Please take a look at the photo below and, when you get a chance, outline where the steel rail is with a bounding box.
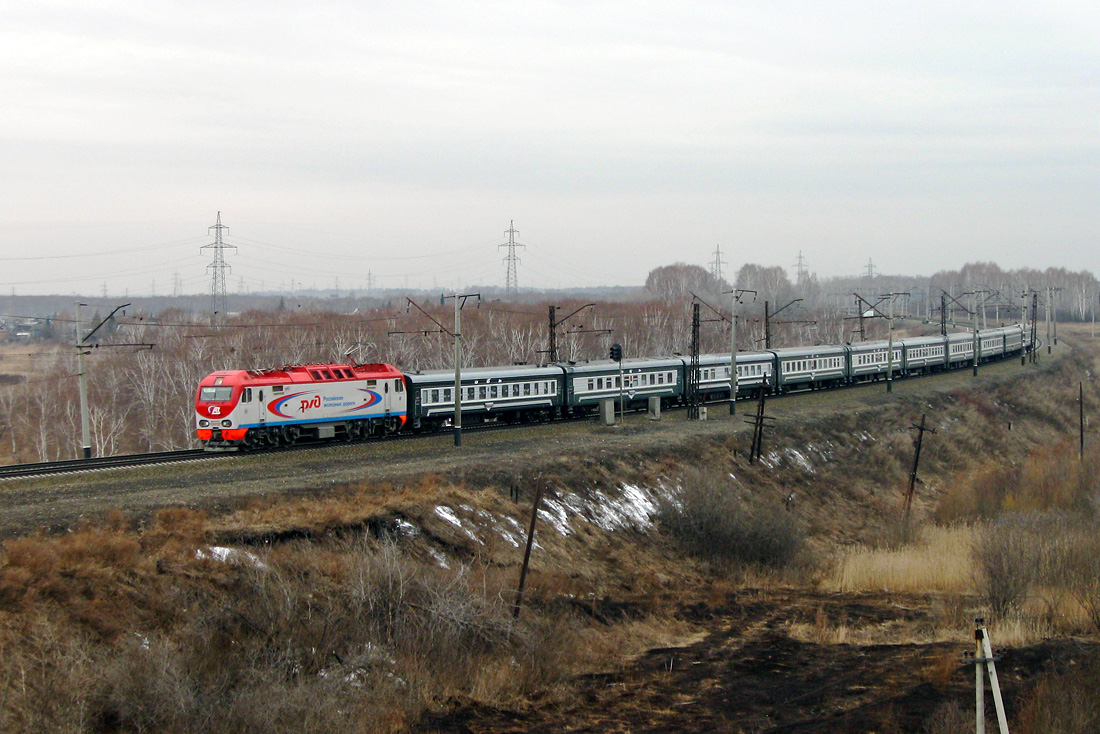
[0,449,211,480]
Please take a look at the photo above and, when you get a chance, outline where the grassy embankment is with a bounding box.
[1,329,1099,732]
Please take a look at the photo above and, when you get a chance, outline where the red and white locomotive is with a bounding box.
[195,362,407,450]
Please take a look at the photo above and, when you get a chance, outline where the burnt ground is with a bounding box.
[426,589,1096,734]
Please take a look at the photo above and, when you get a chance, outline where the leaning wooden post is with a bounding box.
[513,475,545,620]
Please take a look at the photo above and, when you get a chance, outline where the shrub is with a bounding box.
[974,514,1042,617]
[1015,657,1100,734]
[656,468,804,569]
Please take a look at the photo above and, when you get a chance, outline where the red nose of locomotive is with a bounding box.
[195,378,241,441]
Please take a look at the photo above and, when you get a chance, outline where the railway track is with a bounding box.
[0,412,571,481]
[0,449,213,480]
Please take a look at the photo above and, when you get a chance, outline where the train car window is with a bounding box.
[479,386,486,400]
[396,381,403,392]
[443,388,451,402]
[533,383,540,395]
[384,383,389,393]
[524,383,531,396]
[490,386,498,399]
[431,389,439,404]
[258,390,264,401]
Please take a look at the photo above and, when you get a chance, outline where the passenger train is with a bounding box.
[195,324,1030,450]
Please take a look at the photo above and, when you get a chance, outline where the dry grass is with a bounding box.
[935,440,1100,523]
[826,524,976,595]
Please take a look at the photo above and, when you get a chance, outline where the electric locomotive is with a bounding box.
[195,362,406,450]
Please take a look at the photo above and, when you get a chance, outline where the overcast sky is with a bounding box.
[1,1,1097,297]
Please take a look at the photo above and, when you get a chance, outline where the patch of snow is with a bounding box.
[393,519,419,537]
[537,498,573,536]
[433,505,483,544]
[785,448,815,473]
[428,547,450,569]
[196,546,267,569]
[585,484,660,531]
[434,505,463,528]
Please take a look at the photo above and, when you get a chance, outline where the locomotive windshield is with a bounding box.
[200,386,233,402]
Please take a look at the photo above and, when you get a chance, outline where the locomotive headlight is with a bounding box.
[199,420,210,427]
[221,420,232,427]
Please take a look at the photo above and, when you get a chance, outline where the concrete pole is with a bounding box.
[973,292,980,377]
[453,293,462,447]
[1047,287,1052,354]
[975,622,985,734]
[75,302,91,459]
[1052,289,1059,345]
[729,291,737,415]
[886,295,894,393]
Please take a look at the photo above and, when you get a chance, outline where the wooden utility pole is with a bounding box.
[904,414,935,528]
[513,476,545,620]
[1080,382,1085,461]
[745,374,773,463]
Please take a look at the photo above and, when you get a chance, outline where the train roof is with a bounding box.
[770,344,849,357]
[200,362,403,385]
[403,363,565,384]
[562,356,684,375]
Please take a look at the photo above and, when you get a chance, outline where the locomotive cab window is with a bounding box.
[201,386,233,401]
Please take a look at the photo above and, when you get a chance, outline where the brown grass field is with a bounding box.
[2,325,1100,732]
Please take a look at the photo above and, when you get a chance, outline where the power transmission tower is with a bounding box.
[865,258,876,282]
[795,251,807,286]
[201,212,236,322]
[499,220,525,295]
[709,245,727,282]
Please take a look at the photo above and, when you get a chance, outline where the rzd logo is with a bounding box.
[210,406,221,415]
[299,395,321,413]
